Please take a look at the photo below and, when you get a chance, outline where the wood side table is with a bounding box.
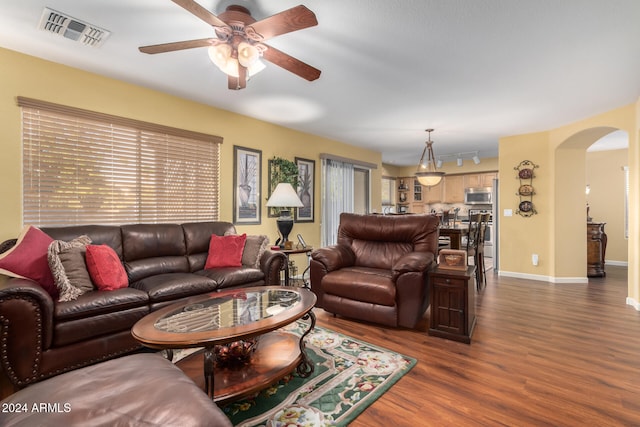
[428,266,476,344]
[280,247,313,286]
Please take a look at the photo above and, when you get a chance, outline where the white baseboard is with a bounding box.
[498,270,588,284]
[627,297,640,311]
[606,260,629,267]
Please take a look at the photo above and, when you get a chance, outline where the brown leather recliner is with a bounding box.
[310,213,440,328]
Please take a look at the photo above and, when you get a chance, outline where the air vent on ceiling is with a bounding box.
[38,7,110,47]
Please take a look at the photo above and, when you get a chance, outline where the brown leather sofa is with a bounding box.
[0,221,285,397]
[310,213,439,328]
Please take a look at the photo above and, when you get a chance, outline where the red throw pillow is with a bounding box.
[0,225,58,299]
[85,245,129,291]
[205,234,247,268]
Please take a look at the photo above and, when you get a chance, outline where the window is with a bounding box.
[19,97,222,227]
[319,153,377,246]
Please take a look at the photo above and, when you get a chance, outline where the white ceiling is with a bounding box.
[0,0,637,165]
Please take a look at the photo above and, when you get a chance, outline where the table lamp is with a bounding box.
[266,183,304,248]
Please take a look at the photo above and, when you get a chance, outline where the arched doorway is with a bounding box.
[553,127,627,279]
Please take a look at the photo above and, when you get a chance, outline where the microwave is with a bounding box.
[464,187,492,205]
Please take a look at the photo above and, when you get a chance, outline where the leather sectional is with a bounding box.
[0,221,285,397]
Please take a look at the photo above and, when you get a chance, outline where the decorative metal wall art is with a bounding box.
[514,160,538,217]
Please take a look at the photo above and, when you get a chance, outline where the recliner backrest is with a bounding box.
[337,213,439,270]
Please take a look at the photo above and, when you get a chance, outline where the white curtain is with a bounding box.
[321,158,354,246]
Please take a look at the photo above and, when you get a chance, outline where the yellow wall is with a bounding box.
[498,103,639,306]
[0,47,382,248]
[498,132,554,278]
[586,149,628,263]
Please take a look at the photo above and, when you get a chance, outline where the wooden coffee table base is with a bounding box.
[177,331,310,404]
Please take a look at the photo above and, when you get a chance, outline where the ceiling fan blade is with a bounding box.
[171,0,230,29]
[262,45,321,81]
[139,38,216,54]
[245,5,318,41]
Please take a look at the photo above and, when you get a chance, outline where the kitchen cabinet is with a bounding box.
[464,172,497,188]
[397,178,410,209]
[422,180,443,203]
[443,175,465,203]
[397,177,425,213]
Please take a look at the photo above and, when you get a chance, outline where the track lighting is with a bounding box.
[436,151,482,166]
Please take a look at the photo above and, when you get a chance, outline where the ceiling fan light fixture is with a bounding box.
[247,59,266,76]
[415,129,445,187]
[237,42,260,67]
[208,44,231,69]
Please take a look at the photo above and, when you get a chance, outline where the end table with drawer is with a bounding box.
[428,265,476,344]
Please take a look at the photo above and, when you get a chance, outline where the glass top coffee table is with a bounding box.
[131,286,316,403]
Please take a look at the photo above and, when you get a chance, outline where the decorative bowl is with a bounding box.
[214,338,258,367]
[444,254,463,266]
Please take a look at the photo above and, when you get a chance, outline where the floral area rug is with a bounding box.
[215,319,417,427]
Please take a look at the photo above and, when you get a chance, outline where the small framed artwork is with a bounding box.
[233,146,262,224]
[295,157,315,222]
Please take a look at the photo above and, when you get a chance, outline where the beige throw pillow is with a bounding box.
[242,235,269,269]
[48,235,94,302]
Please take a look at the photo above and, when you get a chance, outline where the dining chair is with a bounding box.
[474,213,491,290]
[464,213,483,287]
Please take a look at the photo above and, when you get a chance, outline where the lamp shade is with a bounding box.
[208,44,231,69]
[237,42,259,67]
[266,183,304,208]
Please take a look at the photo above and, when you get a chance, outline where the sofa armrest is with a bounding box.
[310,245,356,272]
[0,275,55,387]
[392,251,436,281]
[259,249,287,285]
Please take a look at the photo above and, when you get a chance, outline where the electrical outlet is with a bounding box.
[532,254,539,266]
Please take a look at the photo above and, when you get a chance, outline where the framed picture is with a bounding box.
[233,146,261,224]
[295,157,315,222]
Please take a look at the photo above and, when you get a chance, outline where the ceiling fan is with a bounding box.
[139,0,321,90]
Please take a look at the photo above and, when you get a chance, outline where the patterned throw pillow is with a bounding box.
[242,235,269,268]
[48,235,94,302]
[0,225,57,299]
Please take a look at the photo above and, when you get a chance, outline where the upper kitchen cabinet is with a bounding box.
[464,172,497,189]
[423,180,443,203]
[444,175,465,203]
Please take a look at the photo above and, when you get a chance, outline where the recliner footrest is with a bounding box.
[0,353,231,426]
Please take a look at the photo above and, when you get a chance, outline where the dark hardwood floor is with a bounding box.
[313,266,640,426]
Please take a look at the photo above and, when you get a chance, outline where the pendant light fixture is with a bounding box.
[415,129,445,187]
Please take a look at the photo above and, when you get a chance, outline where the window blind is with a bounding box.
[18,97,221,227]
